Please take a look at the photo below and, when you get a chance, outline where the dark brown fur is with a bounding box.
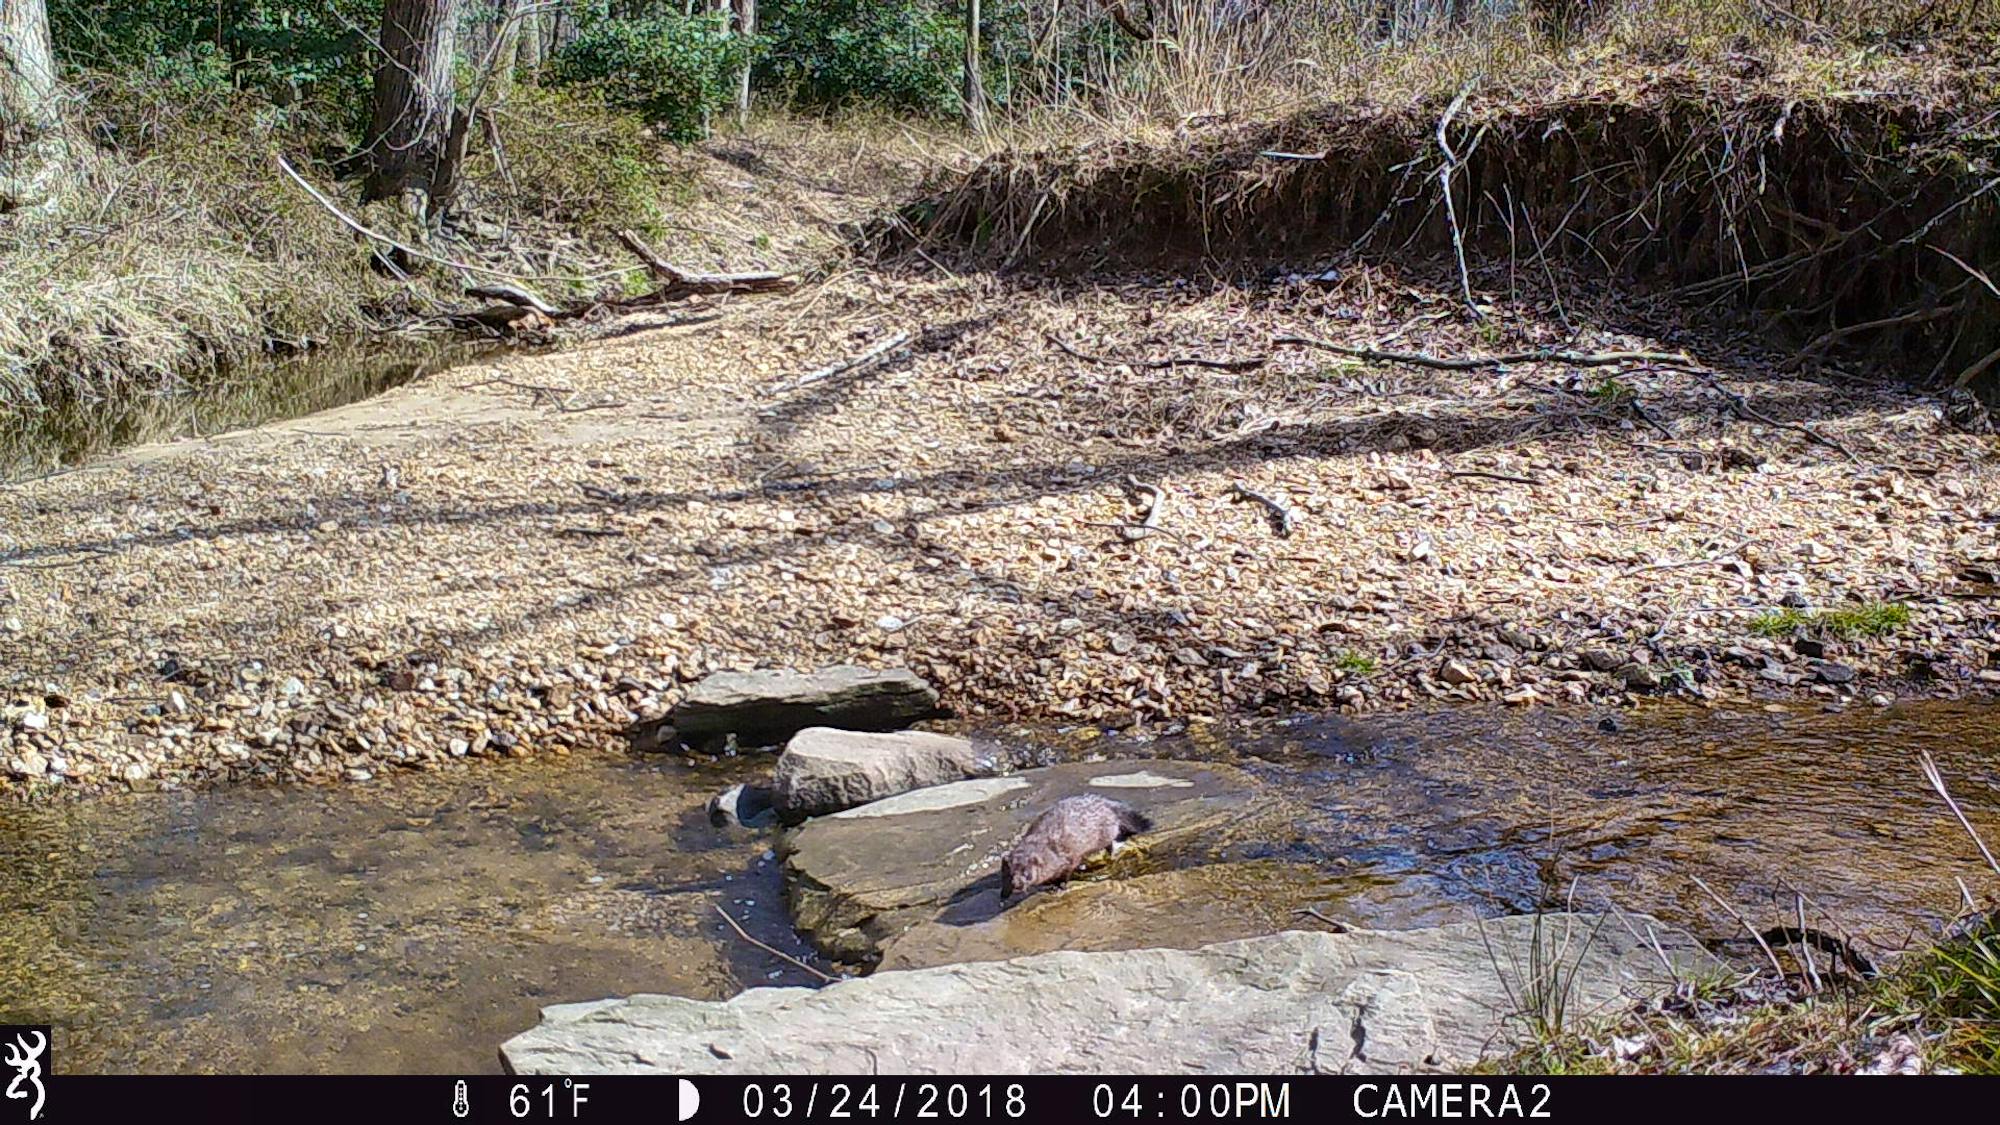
[999,794,1153,899]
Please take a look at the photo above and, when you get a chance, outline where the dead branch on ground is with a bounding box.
[1699,374,1859,462]
[1229,481,1298,536]
[1274,334,1693,372]
[771,332,914,396]
[615,229,797,300]
[1047,332,1268,372]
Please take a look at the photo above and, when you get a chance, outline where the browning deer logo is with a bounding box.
[2,1029,46,1122]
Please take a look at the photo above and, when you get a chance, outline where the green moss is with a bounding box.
[1749,601,1912,640]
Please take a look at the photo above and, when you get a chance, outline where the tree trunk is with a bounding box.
[0,0,64,212]
[515,4,543,78]
[963,0,987,134]
[363,0,464,209]
[733,0,755,128]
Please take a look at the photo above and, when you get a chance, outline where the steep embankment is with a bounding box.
[902,57,2000,390]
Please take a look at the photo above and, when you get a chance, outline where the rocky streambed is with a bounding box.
[10,695,1995,1073]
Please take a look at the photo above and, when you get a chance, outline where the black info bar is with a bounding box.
[30,1075,1980,1124]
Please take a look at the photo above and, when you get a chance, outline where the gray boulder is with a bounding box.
[773,728,994,824]
[500,913,1718,1075]
[640,666,939,749]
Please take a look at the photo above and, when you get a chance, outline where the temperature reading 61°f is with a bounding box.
[511,1079,593,1118]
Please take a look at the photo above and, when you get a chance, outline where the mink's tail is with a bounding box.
[1112,801,1154,837]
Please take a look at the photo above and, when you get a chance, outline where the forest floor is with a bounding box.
[2,122,1999,797]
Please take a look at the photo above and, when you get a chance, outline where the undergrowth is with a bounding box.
[0,76,682,412]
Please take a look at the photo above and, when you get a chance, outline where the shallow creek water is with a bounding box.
[2,701,1996,1073]
[0,343,489,483]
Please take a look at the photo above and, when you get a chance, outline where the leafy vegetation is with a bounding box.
[1750,602,1914,640]
[756,0,967,115]
[550,11,749,142]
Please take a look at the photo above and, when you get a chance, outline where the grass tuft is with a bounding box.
[1332,650,1379,676]
[1749,601,1913,640]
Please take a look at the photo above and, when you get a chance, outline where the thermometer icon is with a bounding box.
[453,1079,470,1118]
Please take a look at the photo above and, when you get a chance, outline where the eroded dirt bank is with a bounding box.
[2,258,1996,794]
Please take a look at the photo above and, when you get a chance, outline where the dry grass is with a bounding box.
[0,81,388,410]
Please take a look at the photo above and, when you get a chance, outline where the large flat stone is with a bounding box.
[773,728,996,824]
[643,666,940,748]
[875,861,1338,971]
[500,913,1720,1075]
[781,759,1288,963]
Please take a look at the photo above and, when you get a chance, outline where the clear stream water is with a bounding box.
[2,701,1995,1074]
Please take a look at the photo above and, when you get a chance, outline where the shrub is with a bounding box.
[475,85,680,230]
[757,0,965,116]
[550,13,748,143]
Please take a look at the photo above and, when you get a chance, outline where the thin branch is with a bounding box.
[1229,481,1298,536]
[1690,875,1789,981]
[1448,469,1542,486]
[1919,750,2000,880]
[1275,334,1692,372]
[1436,81,1479,317]
[771,332,913,395]
[1047,333,1267,372]
[1700,374,1859,462]
[713,905,837,983]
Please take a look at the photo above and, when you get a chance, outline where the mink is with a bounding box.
[999,794,1153,899]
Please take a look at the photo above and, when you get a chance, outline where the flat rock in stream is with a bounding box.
[636,665,940,749]
[500,913,1718,1075]
[773,728,996,824]
[781,759,1288,962]
[876,860,1337,971]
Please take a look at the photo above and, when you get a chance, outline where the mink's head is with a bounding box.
[1000,852,1045,899]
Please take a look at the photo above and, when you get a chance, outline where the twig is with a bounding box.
[1448,469,1542,486]
[555,527,624,539]
[1436,81,1479,318]
[1700,374,1859,462]
[1121,475,1166,542]
[1229,481,1298,537]
[1291,907,1349,932]
[1951,343,2000,390]
[1690,875,1789,981]
[772,332,914,395]
[1932,246,2000,303]
[1275,334,1693,371]
[713,905,836,984]
[1259,150,1327,161]
[1919,750,2000,880]
[1046,333,1268,372]
[1794,896,1821,993]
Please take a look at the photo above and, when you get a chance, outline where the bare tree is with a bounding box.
[363,0,465,209]
[734,0,756,128]
[0,0,64,211]
[964,0,988,134]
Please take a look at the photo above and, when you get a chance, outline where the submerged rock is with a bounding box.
[773,728,995,824]
[707,783,777,829]
[780,759,1286,963]
[637,666,939,749]
[499,913,1718,1075]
